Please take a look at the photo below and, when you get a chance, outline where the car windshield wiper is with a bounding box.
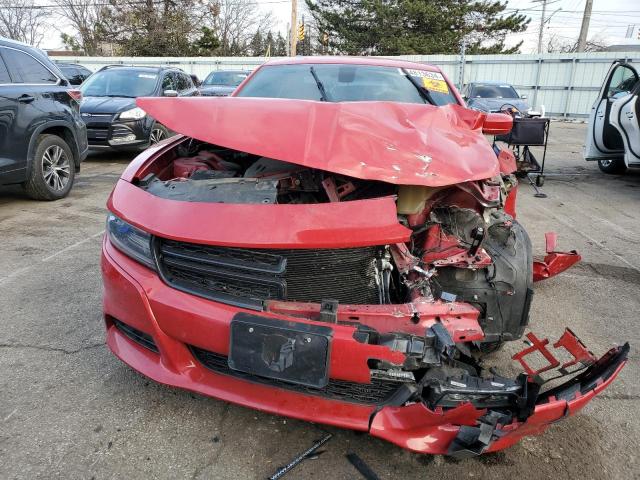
[309,66,330,102]
[402,71,436,106]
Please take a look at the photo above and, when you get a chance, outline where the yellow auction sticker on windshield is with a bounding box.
[422,76,449,94]
[403,69,450,94]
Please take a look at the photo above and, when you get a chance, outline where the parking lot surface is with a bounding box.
[1,122,639,479]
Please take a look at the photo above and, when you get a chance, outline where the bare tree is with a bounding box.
[546,34,607,53]
[53,0,106,55]
[0,0,48,46]
[208,0,274,56]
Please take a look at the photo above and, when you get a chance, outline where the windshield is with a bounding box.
[236,64,458,106]
[470,84,519,99]
[203,71,248,86]
[80,69,159,97]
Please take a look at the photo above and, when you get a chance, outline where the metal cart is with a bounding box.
[494,116,550,197]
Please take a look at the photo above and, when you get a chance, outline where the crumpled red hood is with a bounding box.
[136,97,499,187]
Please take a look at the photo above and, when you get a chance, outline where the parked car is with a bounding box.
[55,62,92,85]
[189,73,200,87]
[463,81,530,114]
[198,70,249,96]
[584,60,640,173]
[0,37,88,200]
[79,65,198,150]
[102,57,626,457]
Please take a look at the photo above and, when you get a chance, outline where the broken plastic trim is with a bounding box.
[445,342,629,458]
[533,232,581,282]
[363,328,628,457]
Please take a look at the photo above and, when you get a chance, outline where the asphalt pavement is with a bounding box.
[1,122,638,479]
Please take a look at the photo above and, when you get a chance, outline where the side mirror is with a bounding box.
[482,112,513,135]
[521,94,528,100]
[163,89,178,97]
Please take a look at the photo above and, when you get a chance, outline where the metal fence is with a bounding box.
[51,52,639,118]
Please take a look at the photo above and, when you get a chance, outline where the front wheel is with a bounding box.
[23,134,75,201]
[149,123,171,145]
[598,158,627,174]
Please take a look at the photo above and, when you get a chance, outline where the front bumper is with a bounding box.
[102,236,628,455]
[85,117,150,150]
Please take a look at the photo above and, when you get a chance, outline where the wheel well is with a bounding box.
[37,126,80,171]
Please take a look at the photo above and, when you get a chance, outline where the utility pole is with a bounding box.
[290,0,298,56]
[536,0,548,54]
[458,39,466,91]
[577,0,594,52]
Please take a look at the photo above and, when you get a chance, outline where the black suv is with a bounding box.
[79,65,198,151]
[0,38,88,200]
[55,62,92,86]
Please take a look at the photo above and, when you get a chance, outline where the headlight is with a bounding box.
[106,213,155,269]
[118,107,146,120]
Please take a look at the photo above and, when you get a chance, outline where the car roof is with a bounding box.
[263,56,442,73]
[0,36,34,50]
[56,62,88,68]
[0,36,49,60]
[97,65,184,73]
[0,36,66,78]
[206,70,251,74]
[467,81,515,86]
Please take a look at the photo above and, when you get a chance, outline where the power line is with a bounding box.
[0,0,291,9]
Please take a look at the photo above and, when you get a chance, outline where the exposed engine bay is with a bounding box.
[137,139,530,345]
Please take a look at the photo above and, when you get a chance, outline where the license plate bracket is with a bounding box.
[228,313,333,388]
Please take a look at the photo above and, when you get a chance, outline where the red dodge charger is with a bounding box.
[102,57,628,457]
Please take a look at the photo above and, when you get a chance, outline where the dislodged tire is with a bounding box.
[149,123,171,145]
[23,134,75,201]
[598,158,627,174]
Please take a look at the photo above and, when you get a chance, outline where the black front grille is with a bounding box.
[87,127,109,141]
[190,346,400,405]
[113,318,159,353]
[156,238,381,309]
[111,124,134,139]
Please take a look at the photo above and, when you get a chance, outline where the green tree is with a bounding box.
[264,31,275,56]
[98,0,204,56]
[249,30,264,56]
[274,32,287,56]
[305,0,529,55]
[192,26,221,55]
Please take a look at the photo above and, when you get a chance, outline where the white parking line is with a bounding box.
[0,230,104,285]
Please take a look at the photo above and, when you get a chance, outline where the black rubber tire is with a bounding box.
[23,134,75,201]
[598,158,627,174]
[535,175,545,187]
[149,123,171,145]
[477,340,504,355]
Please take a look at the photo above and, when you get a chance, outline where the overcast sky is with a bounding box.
[42,0,638,54]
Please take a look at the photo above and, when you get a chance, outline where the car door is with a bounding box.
[611,80,640,166]
[161,72,178,96]
[0,46,60,182]
[0,51,18,180]
[585,62,639,160]
[176,72,197,96]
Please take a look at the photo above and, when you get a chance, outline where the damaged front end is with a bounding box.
[104,97,627,456]
[368,327,628,456]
